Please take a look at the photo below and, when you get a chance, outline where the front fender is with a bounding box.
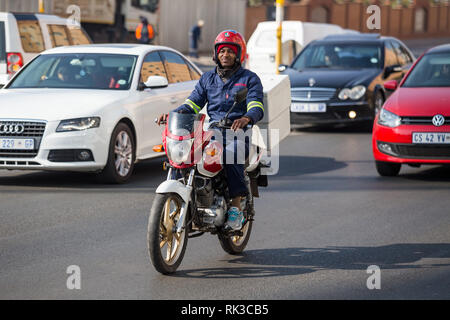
[156,180,191,204]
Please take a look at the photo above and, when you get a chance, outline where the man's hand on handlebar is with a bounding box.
[157,113,168,126]
[231,116,251,131]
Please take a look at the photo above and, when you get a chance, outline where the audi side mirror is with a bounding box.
[139,76,168,91]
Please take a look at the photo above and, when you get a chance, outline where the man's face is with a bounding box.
[218,46,236,69]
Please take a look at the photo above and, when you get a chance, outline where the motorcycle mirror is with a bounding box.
[234,88,248,104]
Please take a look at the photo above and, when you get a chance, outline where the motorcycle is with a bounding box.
[147,88,268,274]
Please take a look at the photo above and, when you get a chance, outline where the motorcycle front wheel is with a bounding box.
[147,193,188,274]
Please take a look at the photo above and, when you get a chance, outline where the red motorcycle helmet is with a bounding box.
[213,30,247,65]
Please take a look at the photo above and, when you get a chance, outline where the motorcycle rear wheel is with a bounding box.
[218,219,253,255]
[147,193,188,274]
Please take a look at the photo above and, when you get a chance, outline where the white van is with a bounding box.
[0,12,91,88]
[246,21,358,75]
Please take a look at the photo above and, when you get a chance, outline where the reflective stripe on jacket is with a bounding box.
[174,66,264,125]
[135,23,154,41]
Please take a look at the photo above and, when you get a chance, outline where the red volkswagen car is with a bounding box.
[372,44,450,176]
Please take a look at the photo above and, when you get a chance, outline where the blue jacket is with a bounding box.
[174,66,264,125]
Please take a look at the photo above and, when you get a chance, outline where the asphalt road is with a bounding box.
[1,125,449,300]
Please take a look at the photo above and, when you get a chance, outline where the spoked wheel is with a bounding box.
[99,123,135,183]
[218,192,254,255]
[218,219,253,255]
[374,91,385,118]
[147,193,188,274]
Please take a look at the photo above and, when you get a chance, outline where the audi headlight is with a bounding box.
[378,108,401,128]
[56,117,101,132]
[166,138,194,164]
[338,85,366,100]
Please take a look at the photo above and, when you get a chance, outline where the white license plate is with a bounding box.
[291,102,326,113]
[412,132,450,144]
[0,138,35,150]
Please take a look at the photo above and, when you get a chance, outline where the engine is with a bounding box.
[195,176,226,228]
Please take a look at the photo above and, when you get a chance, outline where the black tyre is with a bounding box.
[99,122,135,183]
[147,193,188,274]
[376,161,401,177]
[218,219,253,255]
[373,91,385,118]
[218,190,254,255]
[366,91,385,131]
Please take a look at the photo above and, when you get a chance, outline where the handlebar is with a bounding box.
[154,117,167,125]
[210,122,252,130]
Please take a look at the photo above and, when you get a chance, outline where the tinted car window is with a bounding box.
[292,43,382,70]
[402,53,450,88]
[140,51,167,82]
[48,24,71,47]
[384,41,398,67]
[391,40,410,66]
[399,44,413,64]
[0,21,5,63]
[67,27,91,45]
[8,53,137,90]
[187,61,201,80]
[160,51,192,83]
[17,20,45,53]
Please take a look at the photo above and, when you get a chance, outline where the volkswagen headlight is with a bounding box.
[378,108,401,128]
[166,138,194,164]
[338,85,366,100]
[56,117,101,132]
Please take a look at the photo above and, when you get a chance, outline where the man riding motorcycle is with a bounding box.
[158,30,264,231]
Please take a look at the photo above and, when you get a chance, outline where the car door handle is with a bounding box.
[170,97,178,104]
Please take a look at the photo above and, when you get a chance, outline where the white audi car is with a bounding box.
[0,44,202,183]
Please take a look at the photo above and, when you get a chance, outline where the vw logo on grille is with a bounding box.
[0,123,25,134]
[432,114,445,127]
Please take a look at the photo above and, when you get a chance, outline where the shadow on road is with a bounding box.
[172,243,450,279]
[291,122,372,134]
[0,157,167,189]
[275,155,348,177]
[401,165,450,182]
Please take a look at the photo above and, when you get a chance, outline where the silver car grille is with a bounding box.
[291,88,336,102]
[0,120,46,158]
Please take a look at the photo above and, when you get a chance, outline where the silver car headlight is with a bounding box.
[166,137,194,164]
[378,108,401,128]
[56,117,101,132]
[338,85,366,100]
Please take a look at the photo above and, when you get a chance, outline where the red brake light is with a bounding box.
[7,52,24,75]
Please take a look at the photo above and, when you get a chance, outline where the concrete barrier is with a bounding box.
[258,74,291,153]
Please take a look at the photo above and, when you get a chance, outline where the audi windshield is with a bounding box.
[7,53,137,90]
[402,53,450,88]
[292,43,382,70]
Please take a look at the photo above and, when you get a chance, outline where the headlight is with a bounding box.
[56,117,101,132]
[338,88,351,100]
[166,138,194,164]
[338,85,366,100]
[378,108,401,128]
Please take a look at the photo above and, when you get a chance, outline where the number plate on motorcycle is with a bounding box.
[0,138,35,150]
[412,132,450,144]
[290,102,326,113]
